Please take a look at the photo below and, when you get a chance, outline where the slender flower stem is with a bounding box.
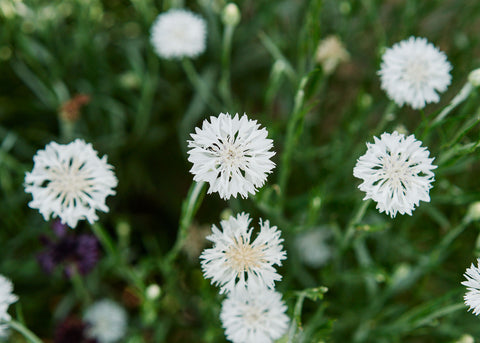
[91,222,116,259]
[431,82,473,127]
[181,58,223,112]
[341,199,372,252]
[219,24,236,109]
[9,319,43,343]
[278,76,308,205]
[70,267,91,305]
[165,181,206,265]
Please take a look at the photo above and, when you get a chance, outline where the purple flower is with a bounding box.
[37,221,100,278]
[54,316,97,343]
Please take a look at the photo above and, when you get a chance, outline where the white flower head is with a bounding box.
[24,139,118,228]
[315,35,350,75]
[187,113,275,200]
[0,275,18,337]
[295,227,332,268]
[220,283,289,343]
[150,9,207,59]
[462,259,480,316]
[379,36,452,109]
[200,212,286,294]
[353,131,437,218]
[84,299,127,343]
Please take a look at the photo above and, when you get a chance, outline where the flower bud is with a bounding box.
[468,68,480,87]
[222,3,240,27]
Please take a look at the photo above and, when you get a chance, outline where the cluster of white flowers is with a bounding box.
[24,139,118,228]
[200,213,289,343]
[0,275,18,338]
[84,299,128,343]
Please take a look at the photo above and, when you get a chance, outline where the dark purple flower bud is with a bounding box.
[37,225,100,278]
[54,316,97,343]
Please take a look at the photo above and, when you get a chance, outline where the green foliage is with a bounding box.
[1,0,480,342]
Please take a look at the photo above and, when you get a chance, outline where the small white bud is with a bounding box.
[467,202,480,221]
[222,3,241,26]
[468,68,480,87]
[146,284,161,300]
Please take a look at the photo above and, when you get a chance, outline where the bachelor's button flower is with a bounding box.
[353,131,437,218]
[150,9,207,59]
[37,220,100,277]
[220,282,289,343]
[84,300,127,343]
[379,36,452,109]
[24,139,118,228]
[462,258,480,316]
[188,113,276,200]
[0,275,18,338]
[200,212,286,294]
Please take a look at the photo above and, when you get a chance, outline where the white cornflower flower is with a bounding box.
[84,299,127,343]
[220,283,289,343]
[295,227,332,268]
[187,113,275,200]
[200,212,286,294]
[150,9,207,59]
[353,131,437,218]
[462,259,480,316]
[24,139,118,228]
[379,36,452,109]
[0,275,18,337]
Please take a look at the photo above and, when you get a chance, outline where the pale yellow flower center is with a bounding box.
[225,236,265,274]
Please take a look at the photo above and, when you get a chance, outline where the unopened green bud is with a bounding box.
[468,68,480,87]
[222,3,240,26]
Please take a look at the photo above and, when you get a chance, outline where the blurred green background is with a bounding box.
[1,0,480,342]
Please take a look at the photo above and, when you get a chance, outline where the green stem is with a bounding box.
[91,222,117,258]
[165,181,206,265]
[431,83,473,127]
[181,58,223,112]
[278,76,308,205]
[70,267,91,305]
[219,24,236,109]
[8,319,43,343]
[341,199,372,252]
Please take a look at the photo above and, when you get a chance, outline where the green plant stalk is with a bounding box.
[181,58,223,112]
[278,76,308,205]
[340,199,372,252]
[70,266,91,305]
[258,31,297,84]
[219,24,236,109]
[431,82,473,127]
[133,51,159,137]
[91,222,117,258]
[9,319,43,343]
[164,181,206,265]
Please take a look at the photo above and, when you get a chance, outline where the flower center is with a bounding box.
[243,305,264,326]
[47,160,92,205]
[404,59,429,87]
[225,237,265,274]
[219,142,244,168]
[382,155,410,189]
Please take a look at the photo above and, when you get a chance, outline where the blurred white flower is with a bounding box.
[220,283,289,343]
[24,139,118,228]
[187,113,275,200]
[353,131,437,218]
[0,275,18,337]
[84,299,127,343]
[315,35,350,75]
[150,9,206,59]
[379,36,452,109]
[200,212,286,294]
[295,227,332,268]
[462,259,480,316]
